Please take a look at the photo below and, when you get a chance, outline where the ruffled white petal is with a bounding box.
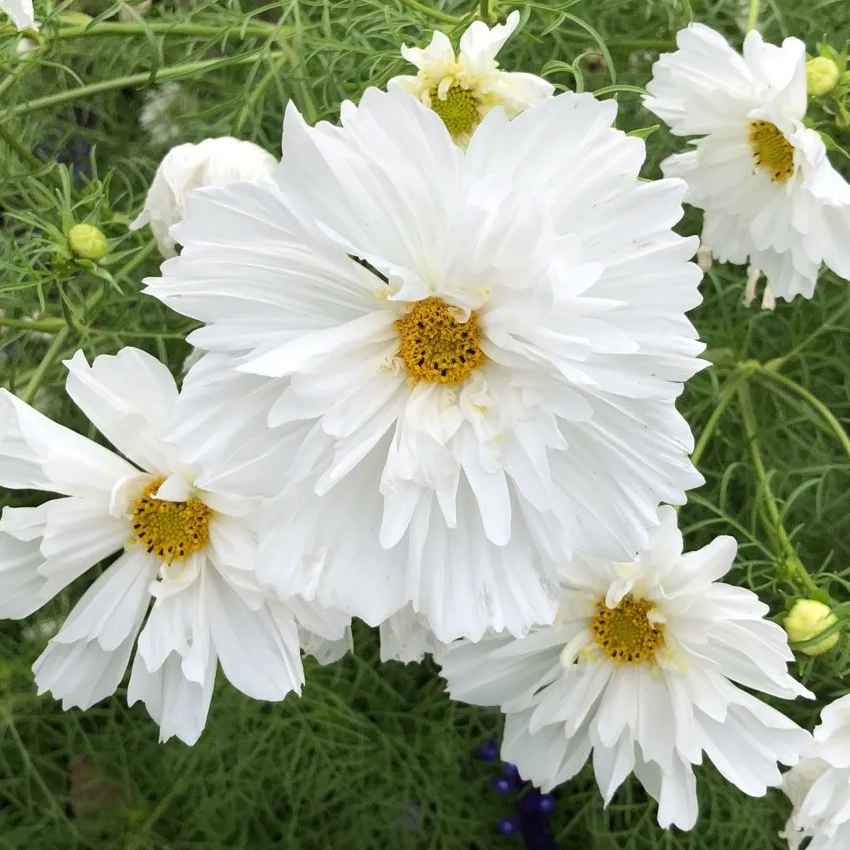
[0,389,137,497]
[64,348,179,474]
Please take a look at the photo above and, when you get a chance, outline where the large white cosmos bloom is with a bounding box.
[644,24,850,303]
[439,507,813,830]
[782,695,850,849]
[387,10,553,145]
[143,87,705,643]
[0,348,349,745]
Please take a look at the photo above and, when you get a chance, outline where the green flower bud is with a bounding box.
[68,223,108,261]
[807,57,840,97]
[784,599,839,655]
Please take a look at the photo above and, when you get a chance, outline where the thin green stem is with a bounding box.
[480,0,494,24]
[44,21,281,41]
[737,381,825,600]
[691,366,752,467]
[16,241,155,403]
[0,317,66,332]
[20,326,69,404]
[2,52,271,119]
[747,0,761,30]
[0,121,44,171]
[755,366,850,462]
[395,0,464,24]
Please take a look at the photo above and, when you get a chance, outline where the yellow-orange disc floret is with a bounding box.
[395,296,486,385]
[591,594,665,664]
[749,120,795,183]
[130,478,212,564]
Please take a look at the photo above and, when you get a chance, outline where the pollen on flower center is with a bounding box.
[130,478,212,564]
[395,296,485,385]
[591,594,664,664]
[748,120,795,183]
[429,84,481,139]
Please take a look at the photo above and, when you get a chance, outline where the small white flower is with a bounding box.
[644,24,850,302]
[131,136,277,258]
[388,10,553,144]
[439,507,812,830]
[782,695,850,849]
[0,347,349,745]
[144,88,706,644]
[0,0,34,29]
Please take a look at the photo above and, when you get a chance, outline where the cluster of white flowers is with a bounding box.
[2,7,850,841]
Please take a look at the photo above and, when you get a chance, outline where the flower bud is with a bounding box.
[785,599,839,655]
[68,223,108,261]
[806,57,840,97]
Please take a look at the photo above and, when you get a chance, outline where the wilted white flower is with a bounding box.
[0,347,349,745]
[131,136,277,258]
[440,507,812,830]
[644,24,850,302]
[388,10,553,144]
[0,0,34,29]
[144,87,705,644]
[782,695,850,850]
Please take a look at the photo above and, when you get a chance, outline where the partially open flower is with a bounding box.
[130,137,277,258]
[782,696,850,849]
[388,10,553,145]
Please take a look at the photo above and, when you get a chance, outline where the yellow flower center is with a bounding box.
[430,84,481,139]
[748,120,795,183]
[130,478,212,564]
[591,594,664,664]
[395,297,485,385]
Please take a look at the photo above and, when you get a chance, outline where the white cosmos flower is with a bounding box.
[0,347,349,745]
[143,86,705,643]
[388,10,553,144]
[131,136,277,258]
[782,695,850,849]
[439,507,813,830]
[644,24,850,303]
[0,0,34,29]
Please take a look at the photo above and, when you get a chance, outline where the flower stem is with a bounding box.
[479,0,493,24]
[747,0,761,31]
[736,381,825,600]
[0,317,66,333]
[755,366,850,462]
[17,241,155,404]
[691,365,754,467]
[43,21,283,41]
[0,120,43,170]
[1,51,270,119]
[20,326,69,404]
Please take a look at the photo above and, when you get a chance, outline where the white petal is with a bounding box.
[0,389,136,496]
[64,348,179,473]
[128,647,216,745]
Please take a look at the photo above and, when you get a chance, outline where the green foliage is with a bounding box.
[1,1,850,848]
